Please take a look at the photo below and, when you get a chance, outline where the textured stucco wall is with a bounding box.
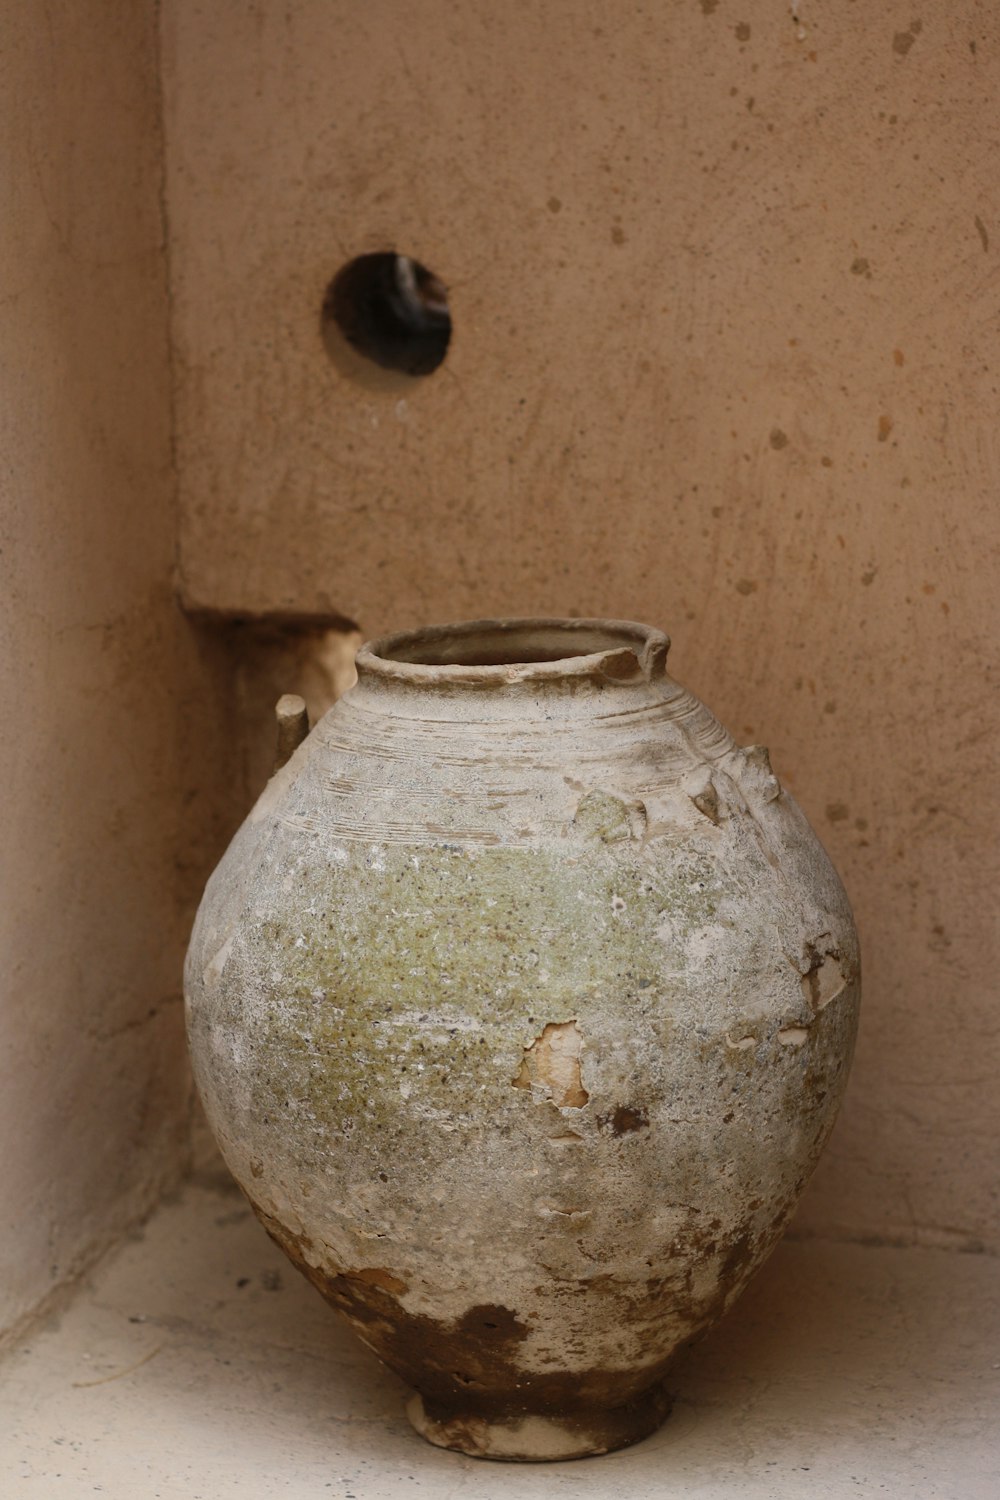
[0,2,234,1338]
[162,1,999,1249]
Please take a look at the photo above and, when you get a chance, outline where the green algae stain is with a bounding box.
[216,833,727,1160]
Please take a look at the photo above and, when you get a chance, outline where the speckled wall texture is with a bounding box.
[163,2,998,1250]
[0,2,234,1339]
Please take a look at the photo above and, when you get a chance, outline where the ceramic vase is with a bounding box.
[185,618,859,1461]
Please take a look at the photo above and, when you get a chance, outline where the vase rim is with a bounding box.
[355,617,670,687]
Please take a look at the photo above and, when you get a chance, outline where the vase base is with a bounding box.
[405,1383,672,1462]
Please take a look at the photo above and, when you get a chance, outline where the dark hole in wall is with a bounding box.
[322,252,451,376]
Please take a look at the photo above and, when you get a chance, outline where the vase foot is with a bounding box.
[405,1383,672,1462]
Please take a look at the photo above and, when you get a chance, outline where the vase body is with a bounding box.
[185,618,859,1461]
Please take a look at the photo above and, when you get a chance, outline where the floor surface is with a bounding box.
[2,1173,998,1499]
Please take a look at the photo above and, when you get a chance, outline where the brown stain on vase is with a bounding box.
[354,1266,409,1295]
[259,1203,674,1424]
[598,1104,650,1136]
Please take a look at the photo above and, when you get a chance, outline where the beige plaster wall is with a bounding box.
[0,2,236,1339]
[161,1,1000,1250]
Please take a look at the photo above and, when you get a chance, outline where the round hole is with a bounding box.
[322,252,451,376]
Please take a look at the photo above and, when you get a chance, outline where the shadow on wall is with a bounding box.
[188,615,363,809]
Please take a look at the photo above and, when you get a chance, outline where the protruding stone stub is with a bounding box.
[685,769,721,825]
[640,629,670,682]
[573,789,647,843]
[742,744,782,802]
[744,744,772,773]
[274,693,309,772]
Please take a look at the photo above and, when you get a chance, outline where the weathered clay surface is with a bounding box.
[185,619,859,1460]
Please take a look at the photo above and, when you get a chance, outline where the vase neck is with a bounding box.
[356,618,668,688]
